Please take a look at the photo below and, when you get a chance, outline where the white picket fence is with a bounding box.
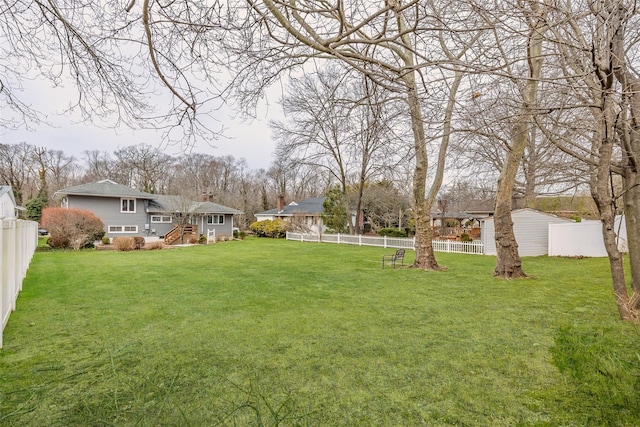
[1,219,38,349]
[286,232,484,254]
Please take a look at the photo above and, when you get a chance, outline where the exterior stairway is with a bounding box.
[164,224,198,245]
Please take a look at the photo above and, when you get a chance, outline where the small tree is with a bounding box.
[25,195,48,222]
[322,186,349,234]
[41,207,104,250]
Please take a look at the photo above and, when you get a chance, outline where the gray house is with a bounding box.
[254,196,326,234]
[54,180,243,243]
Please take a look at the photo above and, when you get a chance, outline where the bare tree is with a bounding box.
[44,150,80,195]
[529,0,640,320]
[272,66,406,233]
[235,0,482,269]
[490,1,551,279]
[81,150,116,183]
[113,144,174,193]
[2,1,222,148]
[0,142,36,205]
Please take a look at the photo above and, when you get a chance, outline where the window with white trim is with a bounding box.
[108,225,139,233]
[121,198,136,213]
[207,215,224,225]
[151,215,172,223]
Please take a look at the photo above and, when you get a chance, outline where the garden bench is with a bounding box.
[382,249,405,269]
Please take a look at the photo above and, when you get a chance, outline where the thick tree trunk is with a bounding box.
[591,130,635,321]
[612,36,640,309]
[623,175,640,309]
[493,152,527,279]
[494,3,547,279]
[407,81,441,270]
[598,0,639,320]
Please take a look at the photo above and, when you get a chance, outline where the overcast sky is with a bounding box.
[1,78,281,171]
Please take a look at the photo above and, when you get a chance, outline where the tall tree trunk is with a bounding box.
[406,79,441,270]
[591,116,635,320]
[610,1,640,310]
[622,177,640,311]
[593,0,638,320]
[393,8,441,270]
[494,3,548,279]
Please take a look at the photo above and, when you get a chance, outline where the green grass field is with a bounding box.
[1,238,639,426]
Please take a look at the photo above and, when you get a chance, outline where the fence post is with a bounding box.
[359,234,362,246]
[384,236,387,248]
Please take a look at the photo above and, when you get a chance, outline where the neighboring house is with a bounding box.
[0,186,22,219]
[481,208,573,256]
[54,180,243,242]
[430,198,494,240]
[254,196,326,234]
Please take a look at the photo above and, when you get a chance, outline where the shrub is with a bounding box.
[147,241,164,250]
[198,234,207,244]
[25,195,48,222]
[112,237,135,251]
[101,236,111,245]
[378,228,408,238]
[239,230,246,240]
[41,207,105,250]
[133,236,146,250]
[460,233,473,242]
[249,220,290,238]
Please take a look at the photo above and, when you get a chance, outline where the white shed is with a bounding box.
[481,208,573,256]
[0,186,19,219]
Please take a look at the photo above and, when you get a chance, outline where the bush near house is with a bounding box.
[249,219,290,238]
[41,207,104,250]
[112,237,135,251]
[112,236,146,251]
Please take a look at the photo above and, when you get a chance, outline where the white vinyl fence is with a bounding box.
[1,219,38,349]
[548,218,627,257]
[286,232,484,254]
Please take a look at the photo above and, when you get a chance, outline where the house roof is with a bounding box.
[0,185,25,212]
[55,180,244,215]
[255,197,326,217]
[149,195,243,215]
[431,198,495,218]
[54,179,155,199]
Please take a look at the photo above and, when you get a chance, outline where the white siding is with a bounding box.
[481,209,572,256]
[0,193,17,219]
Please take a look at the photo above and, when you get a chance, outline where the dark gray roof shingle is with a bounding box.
[256,197,326,217]
[55,180,154,199]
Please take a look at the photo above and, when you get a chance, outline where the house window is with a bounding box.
[121,198,136,213]
[108,225,138,233]
[207,215,224,225]
[151,215,172,223]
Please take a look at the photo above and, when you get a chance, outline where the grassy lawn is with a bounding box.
[1,238,639,426]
